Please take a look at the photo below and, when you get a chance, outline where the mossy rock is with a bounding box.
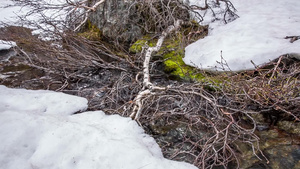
[277,121,300,136]
[129,33,204,81]
[77,20,134,61]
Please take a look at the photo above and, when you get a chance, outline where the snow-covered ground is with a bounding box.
[184,0,300,71]
[0,40,16,50]
[0,85,197,169]
[0,0,70,39]
[0,0,30,25]
[0,0,67,26]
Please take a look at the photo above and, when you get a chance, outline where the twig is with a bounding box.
[74,0,106,31]
[285,36,300,43]
[268,55,283,85]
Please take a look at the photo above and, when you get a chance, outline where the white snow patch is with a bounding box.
[0,0,30,26]
[0,85,88,115]
[0,0,71,40]
[0,40,16,50]
[0,0,67,26]
[184,0,300,71]
[0,85,197,169]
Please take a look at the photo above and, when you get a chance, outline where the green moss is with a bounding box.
[78,20,102,41]
[164,59,179,72]
[159,33,206,82]
[129,39,147,53]
[129,36,156,53]
[128,24,222,84]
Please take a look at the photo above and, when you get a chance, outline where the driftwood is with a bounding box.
[130,20,183,120]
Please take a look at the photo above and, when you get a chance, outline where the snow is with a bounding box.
[0,40,16,50]
[0,86,87,115]
[0,0,30,26]
[184,0,300,71]
[0,0,70,40]
[0,0,66,26]
[0,85,197,169]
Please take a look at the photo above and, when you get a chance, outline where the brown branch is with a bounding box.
[74,0,106,31]
[285,36,300,43]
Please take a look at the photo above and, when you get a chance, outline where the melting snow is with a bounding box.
[0,40,16,50]
[184,0,300,71]
[0,85,197,169]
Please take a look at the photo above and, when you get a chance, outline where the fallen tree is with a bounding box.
[130,20,183,120]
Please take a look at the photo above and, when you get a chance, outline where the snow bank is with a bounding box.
[0,0,70,40]
[184,0,300,71]
[0,0,66,27]
[0,40,16,50]
[0,86,88,115]
[0,0,30,26]
[0,85,197,169]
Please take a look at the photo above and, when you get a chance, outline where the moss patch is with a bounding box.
[129,36,156,53]
[159,35,203,81]
[128,23,223,83]
[129,33,206,81]
[78,20,102,41]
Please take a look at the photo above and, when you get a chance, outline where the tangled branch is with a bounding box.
[70,0,106,31]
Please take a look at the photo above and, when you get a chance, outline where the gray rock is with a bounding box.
[88,0,141,42]
[0,48,16,62]
[287,53,300,60]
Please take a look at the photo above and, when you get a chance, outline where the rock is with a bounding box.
[277,121,300,136]
[88,0,141,43]
[0,48,16,62]
[0,40,17,61]
[88,0,191,43]
[287,53,300,60]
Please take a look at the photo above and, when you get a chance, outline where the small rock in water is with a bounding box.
[0,40,17,61]
[0,48,16,61]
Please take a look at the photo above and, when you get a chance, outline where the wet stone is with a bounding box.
[0,48,16,62]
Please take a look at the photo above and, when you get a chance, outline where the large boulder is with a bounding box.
[88,0,141,43]
[88,0,190,43]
